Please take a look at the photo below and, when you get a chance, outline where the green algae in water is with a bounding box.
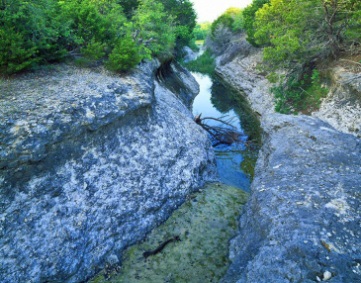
[89,183,247,283]
[240,150,258,179]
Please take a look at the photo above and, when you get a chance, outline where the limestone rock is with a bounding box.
[313,66,361,138]
[182,46,198,63]
[0,62,216,282]
[214,36,275,117]
[222,114,361,283]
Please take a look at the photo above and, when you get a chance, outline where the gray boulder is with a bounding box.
[223,114,361,283]
[0,62,216,282]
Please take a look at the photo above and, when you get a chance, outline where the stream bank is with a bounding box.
[214,36,361,282]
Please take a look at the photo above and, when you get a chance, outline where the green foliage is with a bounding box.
[132,0,175,61]
[117,0,139,18]
[158,0,197,54]
[59,0,126,59]
[211,7,244,36]
[0,0,197,75]
[242,0,270,46]
[193,22,211,41]
[272,69,329,114]
[253,0,361,68]
[106,36,141,72]
[183,50,215,75]
[244,0,359,114]
[0,0,67,74]
[81,39,106,60]
[0,27,35,74]
[344,2,361,42]
[254,0,321,68]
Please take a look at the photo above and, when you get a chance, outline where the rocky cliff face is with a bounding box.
[214,35,275,117]
[215,36,361,139]
[222,114,361,283]
[214,37,361,282]
[0,62,216,282]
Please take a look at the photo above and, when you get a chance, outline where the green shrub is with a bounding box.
[272,69,328,114]
[132,0,175,61]
[192,22,211,41]
[0,0,67,74]
[59,0,126,56]
[0,0,198,75]
[242,0,270,46]
[81,39,106,60]
[0,27,36,74]
[106,37,141,72]
[211,8,243,36]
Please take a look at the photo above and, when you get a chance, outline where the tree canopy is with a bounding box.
[242,0,270,46]
[210,7,244,36]
[205,0,361,114]
[253,0,361,68]
[0,0,197,74]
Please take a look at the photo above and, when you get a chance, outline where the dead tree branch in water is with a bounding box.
[194,114,242,147]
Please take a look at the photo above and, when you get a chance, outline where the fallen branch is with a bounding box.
[195,113,242,147]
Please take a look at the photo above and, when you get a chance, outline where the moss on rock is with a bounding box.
[89,183,247,283]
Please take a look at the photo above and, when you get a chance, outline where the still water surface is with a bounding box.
[191,72,260,192]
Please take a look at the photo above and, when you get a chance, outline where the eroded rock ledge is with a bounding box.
[214,36,361,282]
[223,114,361,283]
[0,61,216,282]
[215,34,275,117]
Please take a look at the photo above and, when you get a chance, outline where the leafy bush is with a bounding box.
[132,0,175,61]
[159,0,197,56]
[242,0,270,46]
[0,0,197,75]
[59,0,126,59]
[106,37,141,72]
[211,8,243,36]
[253,0,361,68]
[0,0,67,74]
[193,22,211,41]
[272,69,329,114]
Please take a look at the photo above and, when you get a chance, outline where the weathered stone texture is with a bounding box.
[313,66,361,138]
[222,114,361,283]
[0,62,216,282]
[214,36,275,117]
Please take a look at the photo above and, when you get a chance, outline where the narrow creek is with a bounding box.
[89,66,261,283]
[191,72,261,192]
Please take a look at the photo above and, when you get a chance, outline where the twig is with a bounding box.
[143,236,181,259]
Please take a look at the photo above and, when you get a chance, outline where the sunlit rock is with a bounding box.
[0,61,216,282]
[222,114,361,283]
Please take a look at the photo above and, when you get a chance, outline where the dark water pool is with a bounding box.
[191,72,261,192]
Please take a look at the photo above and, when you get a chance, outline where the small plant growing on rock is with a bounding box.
[271,69,329,114]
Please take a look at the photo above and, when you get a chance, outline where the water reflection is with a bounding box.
[192,72,261,191]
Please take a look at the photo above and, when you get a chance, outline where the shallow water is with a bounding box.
[192,72,260,191]
[88,66,261,283]
[89,183,247,283]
